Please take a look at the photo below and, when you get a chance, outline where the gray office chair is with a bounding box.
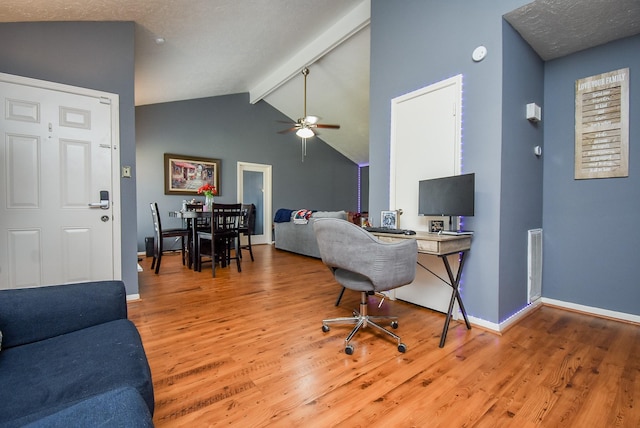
[313,218,418,354]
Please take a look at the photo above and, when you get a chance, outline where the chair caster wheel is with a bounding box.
[322,325,330,333]
[398,343,407,353]
[391,321,399,329]
[345,345,354,355]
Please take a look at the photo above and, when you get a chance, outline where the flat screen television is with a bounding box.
[418,173,475,217]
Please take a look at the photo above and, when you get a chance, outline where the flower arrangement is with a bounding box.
[197,183,216,197]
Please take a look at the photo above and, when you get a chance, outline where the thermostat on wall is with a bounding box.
[472,45,487,62]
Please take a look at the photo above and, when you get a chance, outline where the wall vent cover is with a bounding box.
[528,228,543,303]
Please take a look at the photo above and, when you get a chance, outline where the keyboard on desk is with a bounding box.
[364,227,416,235]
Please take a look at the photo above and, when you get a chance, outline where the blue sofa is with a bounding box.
[0,281,154,427]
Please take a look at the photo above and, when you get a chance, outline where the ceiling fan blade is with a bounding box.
[315,124,341,129]
[276,120,296,124]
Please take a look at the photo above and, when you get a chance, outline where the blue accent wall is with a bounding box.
[542,34,640,315]
[499,21,544,320]
[135,94,358,251]
[371,1,639,322]
[0,22,139,295]
[370,0,530,323]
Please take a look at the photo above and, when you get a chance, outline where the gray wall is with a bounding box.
[499,21,544,321]
[542,34,640,315]
[370,0,529,323]
[360,165,370,213]
[135,94,358,251]
[0,22,139,295]
[371,1,639,323]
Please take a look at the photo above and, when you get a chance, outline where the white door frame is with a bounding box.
[388,74,462,314]
[237,161,272,244]
[0,72,122,282]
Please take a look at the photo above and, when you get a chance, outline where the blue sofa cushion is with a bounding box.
[0,319,154,426]
[16,387,153,428]
[0,281,127,349]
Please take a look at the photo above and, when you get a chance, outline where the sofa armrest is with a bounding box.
[0,280,127,349]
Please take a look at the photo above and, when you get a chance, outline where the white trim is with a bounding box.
[466,299,543,334]
[248,0,370,103]
[541,297,640,324]
[237,161,273,244]
[126,294,141,301]
[464,297,639,335]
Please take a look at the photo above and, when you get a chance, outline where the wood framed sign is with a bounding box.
[575,68,629,179]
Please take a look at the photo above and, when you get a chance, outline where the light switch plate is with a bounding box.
[122,166,132,178]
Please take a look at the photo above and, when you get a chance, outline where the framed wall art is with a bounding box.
[164,153,221,196]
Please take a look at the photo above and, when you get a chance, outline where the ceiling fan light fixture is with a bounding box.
[305,115,319,125]
[296,127,314,138]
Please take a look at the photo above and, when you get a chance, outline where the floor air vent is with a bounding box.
[528,228,543,304]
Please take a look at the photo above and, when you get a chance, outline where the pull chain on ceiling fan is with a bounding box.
[278,67,340,160]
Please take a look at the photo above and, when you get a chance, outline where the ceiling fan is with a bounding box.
[278,67,340,143]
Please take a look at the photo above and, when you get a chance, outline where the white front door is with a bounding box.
[237,162,272,244]
[389,75,462,313]
[0,73,121,289]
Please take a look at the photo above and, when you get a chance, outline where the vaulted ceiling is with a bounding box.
[2,0,639,166]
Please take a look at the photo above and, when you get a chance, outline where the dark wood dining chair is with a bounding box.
[150,202,190,274]
[185,203,211,232]
[196,203,242,276]
[239,203,256,262]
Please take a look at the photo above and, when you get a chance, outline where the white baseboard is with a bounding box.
[541,297,640,324]
[126,293,141,301]
[465,297,639,334]
[466,299,543,334]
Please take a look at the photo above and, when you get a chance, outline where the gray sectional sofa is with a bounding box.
[274,210,347,258]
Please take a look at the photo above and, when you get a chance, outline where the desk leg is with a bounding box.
[439,251,471,348]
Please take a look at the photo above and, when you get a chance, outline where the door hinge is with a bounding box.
[100,97,111,105]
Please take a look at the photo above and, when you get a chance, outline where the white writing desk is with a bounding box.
[372,231,472,347]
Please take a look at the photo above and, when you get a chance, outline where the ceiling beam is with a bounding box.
[248,0,370,104]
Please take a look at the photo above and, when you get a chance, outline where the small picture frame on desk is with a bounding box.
[381,210,398,229]
[429,220,444,233]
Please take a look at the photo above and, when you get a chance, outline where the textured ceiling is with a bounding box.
[0,0,370,164]
[1,0,639,166]
[505,0,640,60]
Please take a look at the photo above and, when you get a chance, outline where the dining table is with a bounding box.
[169,209,212,270]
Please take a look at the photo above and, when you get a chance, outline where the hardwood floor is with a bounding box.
[129,245,640,427]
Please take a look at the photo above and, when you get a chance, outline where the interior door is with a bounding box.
[389,75,462,313]
[237,162,272,244]
[0,73,121,289]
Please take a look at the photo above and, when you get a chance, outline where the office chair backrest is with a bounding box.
[313,218,418,291]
